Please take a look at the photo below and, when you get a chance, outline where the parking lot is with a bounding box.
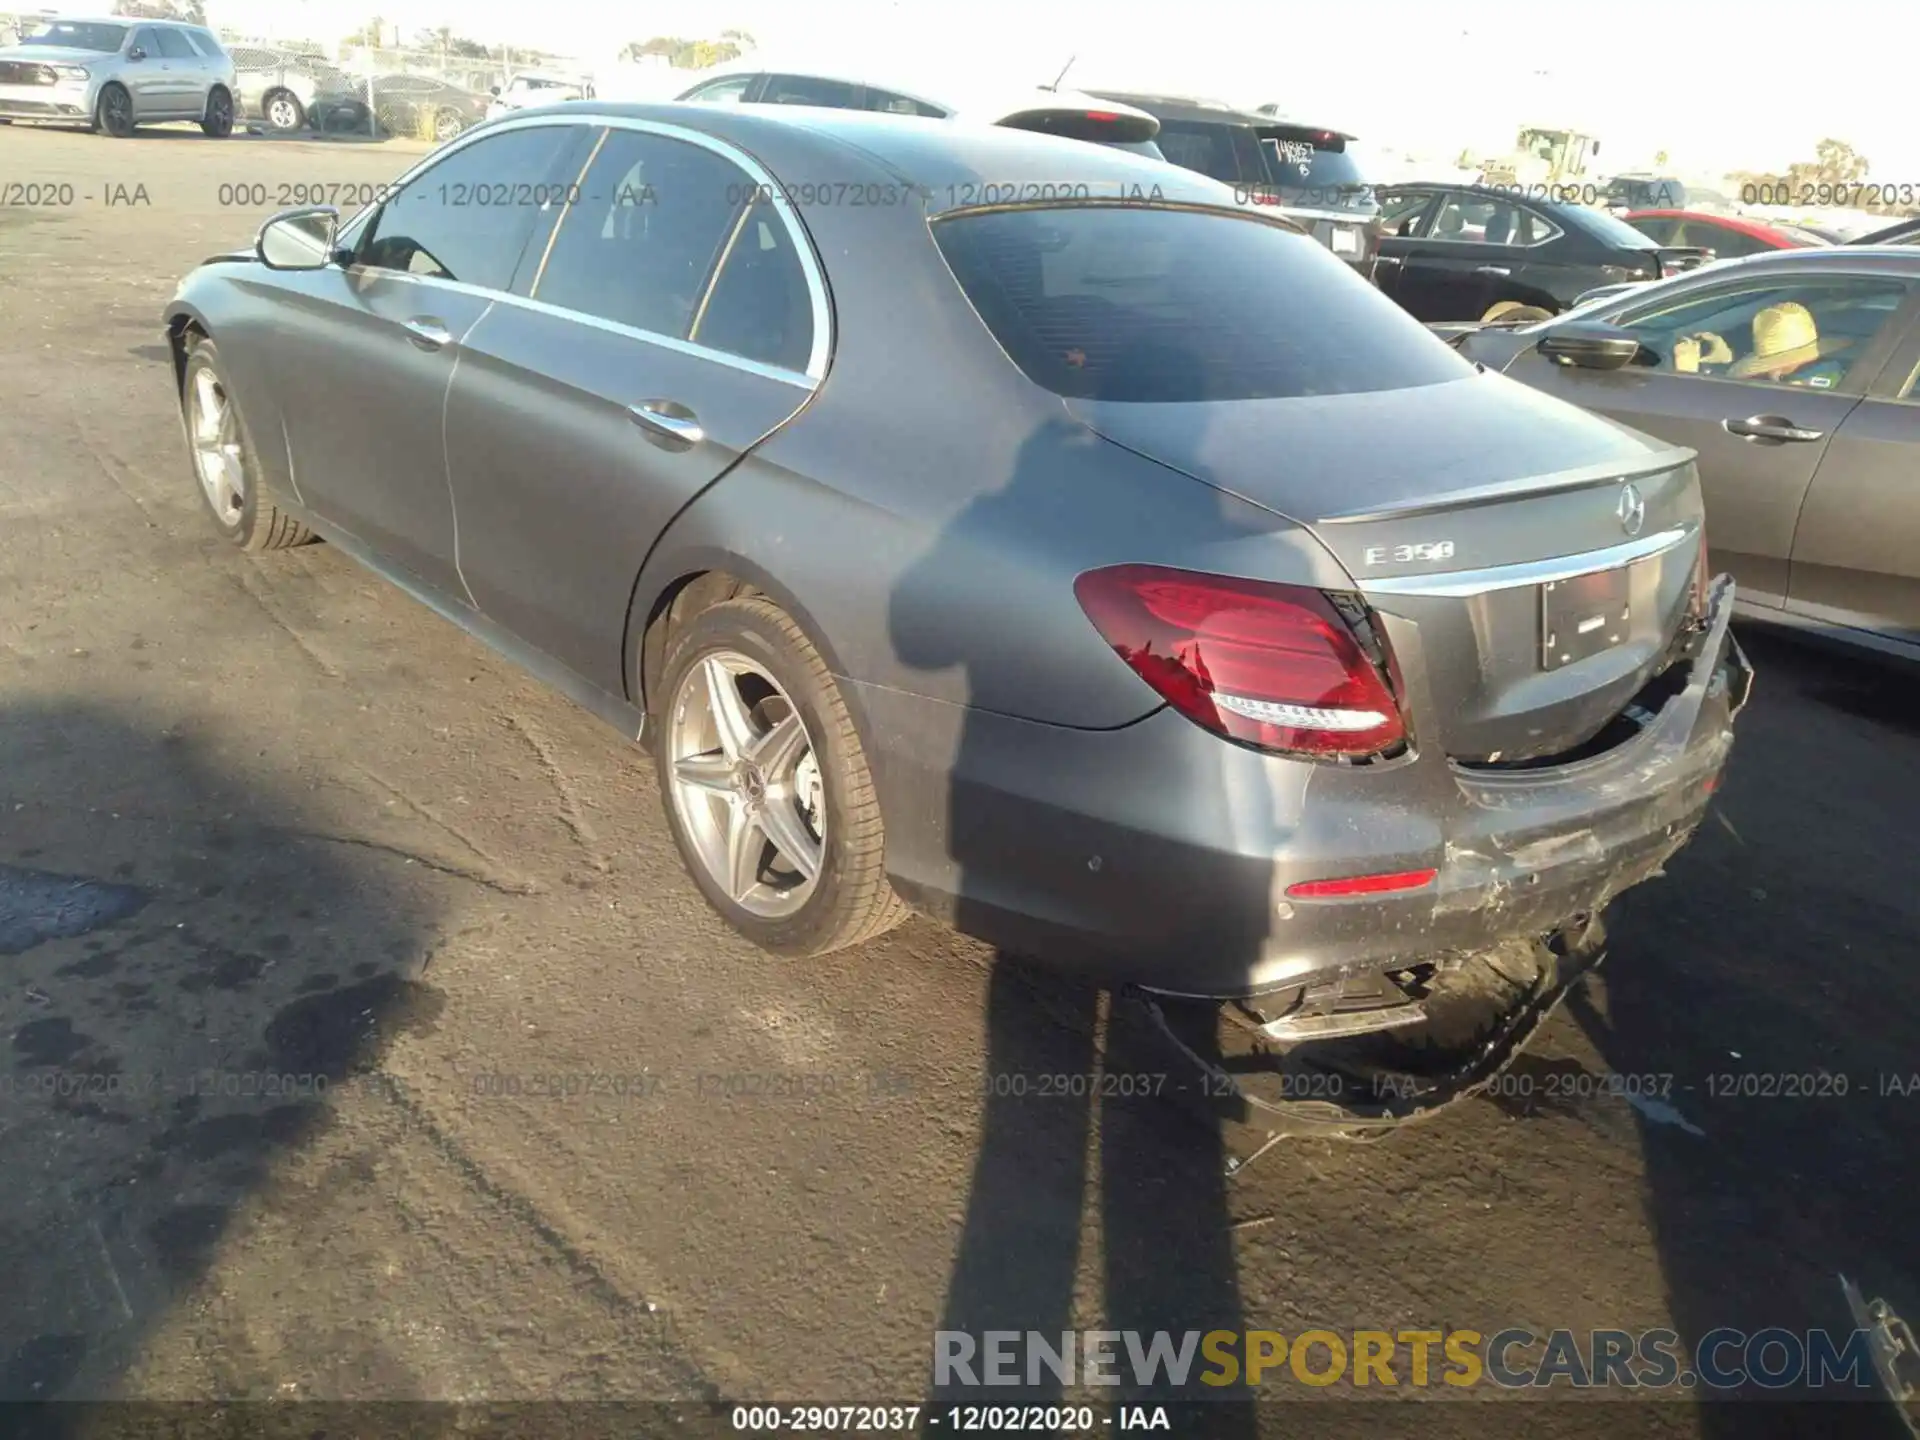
[2,127,1918,1435]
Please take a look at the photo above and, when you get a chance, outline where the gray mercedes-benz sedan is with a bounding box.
[163,102,1751,1008]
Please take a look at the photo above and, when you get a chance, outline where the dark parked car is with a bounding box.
[362,72,488,141]
[1625,209,1829,258]
[1447,247,1920,661]
[1375,183,1712,323]
[162,106,1747,1028]
[1850,215,1920,246]
[1088,92,1381,276]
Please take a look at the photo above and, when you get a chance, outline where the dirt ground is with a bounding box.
[2,125,1917,1438]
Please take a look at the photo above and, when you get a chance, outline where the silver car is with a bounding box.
[0,16,237,137]
[230,44,352,133]
[162,107,1749,1025]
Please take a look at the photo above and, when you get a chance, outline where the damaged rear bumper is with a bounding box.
[863,579,1749,1000]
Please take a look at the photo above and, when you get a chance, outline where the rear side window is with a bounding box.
[761,74,858,108]
[692,197,815,372]
[934,205,1472,402]
[1153,121,1256,184]
[864,87,944,117]
[534,129,745,338]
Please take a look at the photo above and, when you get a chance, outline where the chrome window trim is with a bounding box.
[1361,524,1697,598]
[339,112,831,383]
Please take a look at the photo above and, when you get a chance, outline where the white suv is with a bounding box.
[487,70,592,121]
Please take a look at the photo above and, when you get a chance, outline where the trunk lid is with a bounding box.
[1064,370,1704,762]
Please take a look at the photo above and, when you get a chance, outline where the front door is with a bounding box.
[1508,272,1917,604]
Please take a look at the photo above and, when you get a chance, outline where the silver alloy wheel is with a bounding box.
[188,365,245,526]
[667,649,826,920]
[266,93,302,130]
[434,108,464,142]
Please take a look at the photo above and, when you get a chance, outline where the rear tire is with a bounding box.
[94,83,134,138]
[263,89,306,132]
[432,106,465,143]
[652,596,908,957]
[179,335,315,552]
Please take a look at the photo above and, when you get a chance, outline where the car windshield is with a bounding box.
[934,203,1471,402]
[22,20,128,51]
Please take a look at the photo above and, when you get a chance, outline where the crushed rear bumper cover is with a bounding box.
[867,577,1749,999]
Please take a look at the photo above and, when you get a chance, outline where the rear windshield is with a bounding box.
[1258,130,1368,192]
[933,204,1472,402]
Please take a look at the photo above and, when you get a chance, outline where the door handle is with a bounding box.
[402,316,453,350]
[1723,414,1824,444]
[1474,264,1511,277]
[1374,255,1403,267]
[627,401,705,449]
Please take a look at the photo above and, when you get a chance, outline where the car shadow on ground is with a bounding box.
[0,698,444,1410]
[1578,626,1919,1438]
[888,400,1264,1430]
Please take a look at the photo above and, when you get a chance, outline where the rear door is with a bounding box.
[442,123,824,693]
[1785,312,1920,644]
[1506,272,1916,604]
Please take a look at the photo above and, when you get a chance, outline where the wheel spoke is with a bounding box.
[723,803,767,902]
[702,657,756,762]
[672,750,735,796]
[758,795,822,883]
[747,711,808,784]
[193,372,222,442]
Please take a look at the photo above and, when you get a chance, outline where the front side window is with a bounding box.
[691,197,815,372]
[864,87,944,117]
[1614,278,1911,390]
[129,27,160,58]
[154,29,197,60]
[934,204,1473,402]
[533,129,745,338]
[358,126,577,289]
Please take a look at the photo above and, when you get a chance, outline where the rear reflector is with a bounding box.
[1287,868,1437,899]
[1073,564,1406,758]
[1085,110,1120,121]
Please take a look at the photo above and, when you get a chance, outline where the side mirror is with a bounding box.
[255,205,340,270]
[1397,216,1420,237]
[127,45,146,60]
[1536,321,1644,371]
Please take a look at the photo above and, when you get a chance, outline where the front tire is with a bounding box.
[432,106,466,143]
[652,596,908,957]
[179,335,314,552]
[94,83,134,138]
[200,86,234,138]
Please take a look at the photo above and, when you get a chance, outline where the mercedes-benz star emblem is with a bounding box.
[1616,482,1646,537]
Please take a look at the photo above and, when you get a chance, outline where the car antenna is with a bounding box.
[1045,54,1076,92]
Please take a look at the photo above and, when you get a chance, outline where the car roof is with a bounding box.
[675,63,1157,129]
[475,101,1236,216]
[1097,92,1356,141]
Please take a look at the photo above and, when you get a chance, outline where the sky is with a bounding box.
[201,0,1920,182]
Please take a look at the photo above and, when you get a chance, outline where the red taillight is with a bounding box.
[1085,110,1120,122]
[1073,564,1406,759]
[1287,868,1437,899]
